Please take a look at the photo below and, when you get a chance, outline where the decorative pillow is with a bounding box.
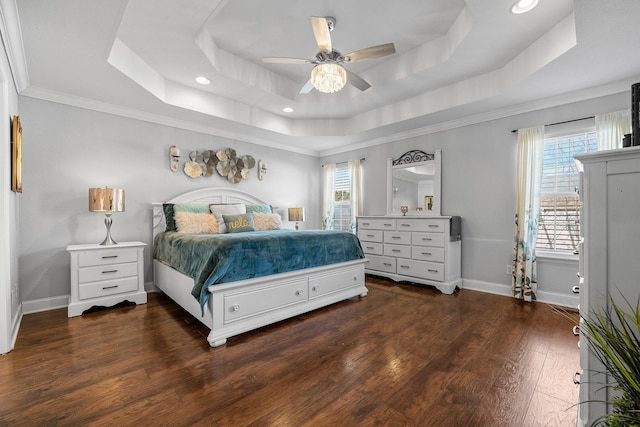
[253,213,283,230]
[174,204,218,234]
[245,204,272,214]
[222,213,256,233]
[209,204,246,233]
[163,203,177,232]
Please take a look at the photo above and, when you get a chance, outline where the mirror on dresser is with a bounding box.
[387,149,441,216]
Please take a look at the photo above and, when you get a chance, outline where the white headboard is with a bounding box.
[152,187,269,239]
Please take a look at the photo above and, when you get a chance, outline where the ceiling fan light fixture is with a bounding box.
[311,63,347,93]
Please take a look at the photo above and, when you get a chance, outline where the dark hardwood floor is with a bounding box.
[0,277,579,426]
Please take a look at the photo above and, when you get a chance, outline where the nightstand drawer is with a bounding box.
[78,262,139,284]
[78,276,139,300]
[78,248,138,267]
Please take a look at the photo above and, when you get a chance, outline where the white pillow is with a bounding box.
[209,204,246,233]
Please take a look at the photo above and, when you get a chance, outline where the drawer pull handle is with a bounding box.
[573,325,580,336]
[572,285,580,294]
[428,269,439,273]
[102,285,118,290]
[295,289,303,296]
[384,263,393,266]
[232,304,240,312]
[102,255,118,259]
[400,224,410,227]
[392,236,401,239]
[353,276,358,281]
[362,222,370,226]
[428,224,439,228]
[400,265,410,269]
[422,252,432,256]
[384,223,393,227]
[422,238,433,241]
[366,246,375,250]
[102,270,118,274]
[312,285,319,292]
[367,234,375,238]
[392,249,401,253]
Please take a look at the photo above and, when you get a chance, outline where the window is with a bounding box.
[332,163,352,231]
[536,129,597,252]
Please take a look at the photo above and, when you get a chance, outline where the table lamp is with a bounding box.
[288,207,305,230]
[89,187,125,245]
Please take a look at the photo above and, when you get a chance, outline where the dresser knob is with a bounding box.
[312,285,319,292]
[232,304,240,312]
[295,289,303,296]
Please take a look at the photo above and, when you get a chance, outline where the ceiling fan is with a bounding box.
[262,16,396,93]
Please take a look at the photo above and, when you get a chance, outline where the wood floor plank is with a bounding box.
[0,277,581,426]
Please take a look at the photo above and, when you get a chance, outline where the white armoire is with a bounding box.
[574,146,640,426]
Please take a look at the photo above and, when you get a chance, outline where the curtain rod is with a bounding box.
[322,157,365,167]
[510,116,594,133]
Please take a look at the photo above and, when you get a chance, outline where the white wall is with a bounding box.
[321,91,631,306]
[17,98,320,306]
[0,36,20,354]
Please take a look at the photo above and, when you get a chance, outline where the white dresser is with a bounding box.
[357,216,461,294]
[574,146,640,425]
[67,241,147,317]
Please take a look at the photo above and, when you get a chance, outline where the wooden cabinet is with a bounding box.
[67,241,147,317]
[357,216,461,294]
[574,146,640,426]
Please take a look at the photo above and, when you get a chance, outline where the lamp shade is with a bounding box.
[288,207,305,222]
[311,63,347,93]
[89,187,125,212]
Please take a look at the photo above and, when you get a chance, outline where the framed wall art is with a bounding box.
[11,115,22,193]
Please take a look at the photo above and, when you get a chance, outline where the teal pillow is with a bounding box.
[163,203,177,232]
[245,204,272,214]
[222,213,256,233]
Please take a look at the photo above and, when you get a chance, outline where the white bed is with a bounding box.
[152,187,368,347]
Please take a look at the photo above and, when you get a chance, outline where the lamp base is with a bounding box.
[100,213,118,245]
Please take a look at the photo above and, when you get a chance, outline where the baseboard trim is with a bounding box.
[22,295,69,314]
[461,279,579,308]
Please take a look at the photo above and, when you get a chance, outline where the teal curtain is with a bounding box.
[512,126,544,301]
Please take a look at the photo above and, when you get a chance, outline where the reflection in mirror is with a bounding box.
[387,149,441,216]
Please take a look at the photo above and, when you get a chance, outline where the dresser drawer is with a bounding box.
[309,267,363,299]
[412,232,445,247]
[412,247,445,262]
[395,218,446,232]
[78,262,139,284]
[78,276,139,300]
[224,278,307,323]
[361,241,383,255]
[396,259,444,282]
[358,218,396,230]
[384,231,411,245]
[78,248,138,267]
[384,244,411,258]
[365,255,396,273]
[358,229,383,243]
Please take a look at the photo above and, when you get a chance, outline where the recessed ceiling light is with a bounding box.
[511,0,539,14]
[283,107,294,113]
[195,76,211,85]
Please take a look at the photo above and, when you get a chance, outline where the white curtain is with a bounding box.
[512,126,544,302]
[322,163,336,230]
[596,109,631,150]
[348,159,362,232]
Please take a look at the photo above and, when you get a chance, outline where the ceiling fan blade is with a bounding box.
[346,70,371,91]
[311,16,332,53]
[343,43,396,63]
[299,79,314,94]
[262,57,312,64]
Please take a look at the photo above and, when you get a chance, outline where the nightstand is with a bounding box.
[66,241,147,317]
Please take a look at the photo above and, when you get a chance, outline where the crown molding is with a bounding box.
[0,0,29,91]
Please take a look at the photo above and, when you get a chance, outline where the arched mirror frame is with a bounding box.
[386,149,441,216]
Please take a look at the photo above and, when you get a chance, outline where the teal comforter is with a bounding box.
[153,229,365,312]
